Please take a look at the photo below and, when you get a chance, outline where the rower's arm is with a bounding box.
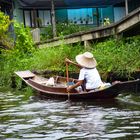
[65,58,82,68]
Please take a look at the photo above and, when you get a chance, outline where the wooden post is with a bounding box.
[31,28,40,43]
[51,0,57,38]
[84,40,91,49]
[96,8,99,26]
[125,0,128,15]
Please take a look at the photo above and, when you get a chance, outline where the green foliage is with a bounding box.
[0,11,13,49]
[0,21,35,87]
[41,22,91,41]
[14,21,35,55]
[92,36,140,79]
[30,43,84,72]
[0,12,11,34]
[0,25,140,87]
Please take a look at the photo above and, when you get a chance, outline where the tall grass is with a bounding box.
[92,36,140,79]
[0,34,140,87]
[29,43,84,72]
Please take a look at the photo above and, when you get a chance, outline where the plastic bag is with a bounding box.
[45,77,55,86]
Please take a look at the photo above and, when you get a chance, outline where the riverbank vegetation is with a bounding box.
[0,11,140,88]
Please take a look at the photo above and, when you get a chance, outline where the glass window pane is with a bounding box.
[44,10,51,26]
[38,10,44,26]
[24,11,31,27]
[68,8,93,25]
[38,10,51,27]
[31,10,37,27]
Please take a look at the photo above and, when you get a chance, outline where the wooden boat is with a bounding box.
[15,70,140,101]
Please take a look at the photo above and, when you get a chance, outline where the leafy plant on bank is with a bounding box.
[0,11,13,49]
[29,43,84,73]
[0,21,35,87]
[27,36,140,80]
[0,20,140,87]
[14,21,35,55]
[92,36,140,79]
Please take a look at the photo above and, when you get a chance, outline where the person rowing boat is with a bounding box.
[65,52,111,92]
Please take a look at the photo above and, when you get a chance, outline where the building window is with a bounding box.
[68,8,93,25]
[24,10,31,27]
[24,10,38,27]
[38,10,51,26]
[24,10,51,27]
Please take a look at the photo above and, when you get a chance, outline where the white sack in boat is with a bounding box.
[45,77,55,86]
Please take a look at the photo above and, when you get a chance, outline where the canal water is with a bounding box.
[0,87,140,140]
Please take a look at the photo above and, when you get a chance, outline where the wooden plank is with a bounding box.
[15,70,35,79]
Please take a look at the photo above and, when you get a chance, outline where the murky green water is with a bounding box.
[0,87,140,140]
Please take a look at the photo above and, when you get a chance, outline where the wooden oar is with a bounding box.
[66,62,70,100]
[65,58,82,100]
[66,62,69,83]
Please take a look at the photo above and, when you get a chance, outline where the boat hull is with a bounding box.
[15,70,140,101]
[27,78,120,100]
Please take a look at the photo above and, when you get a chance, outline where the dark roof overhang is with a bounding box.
[0,0,13,5]
[18,0,126,9]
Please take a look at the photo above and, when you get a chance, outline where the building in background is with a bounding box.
[1,0,140,28]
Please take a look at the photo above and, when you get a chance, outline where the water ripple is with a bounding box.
[0,89,140,139]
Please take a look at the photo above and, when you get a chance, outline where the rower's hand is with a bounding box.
[65,58,72,64]
[67,86,73,92]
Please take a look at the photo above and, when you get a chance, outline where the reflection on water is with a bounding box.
[0,88,140,140]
